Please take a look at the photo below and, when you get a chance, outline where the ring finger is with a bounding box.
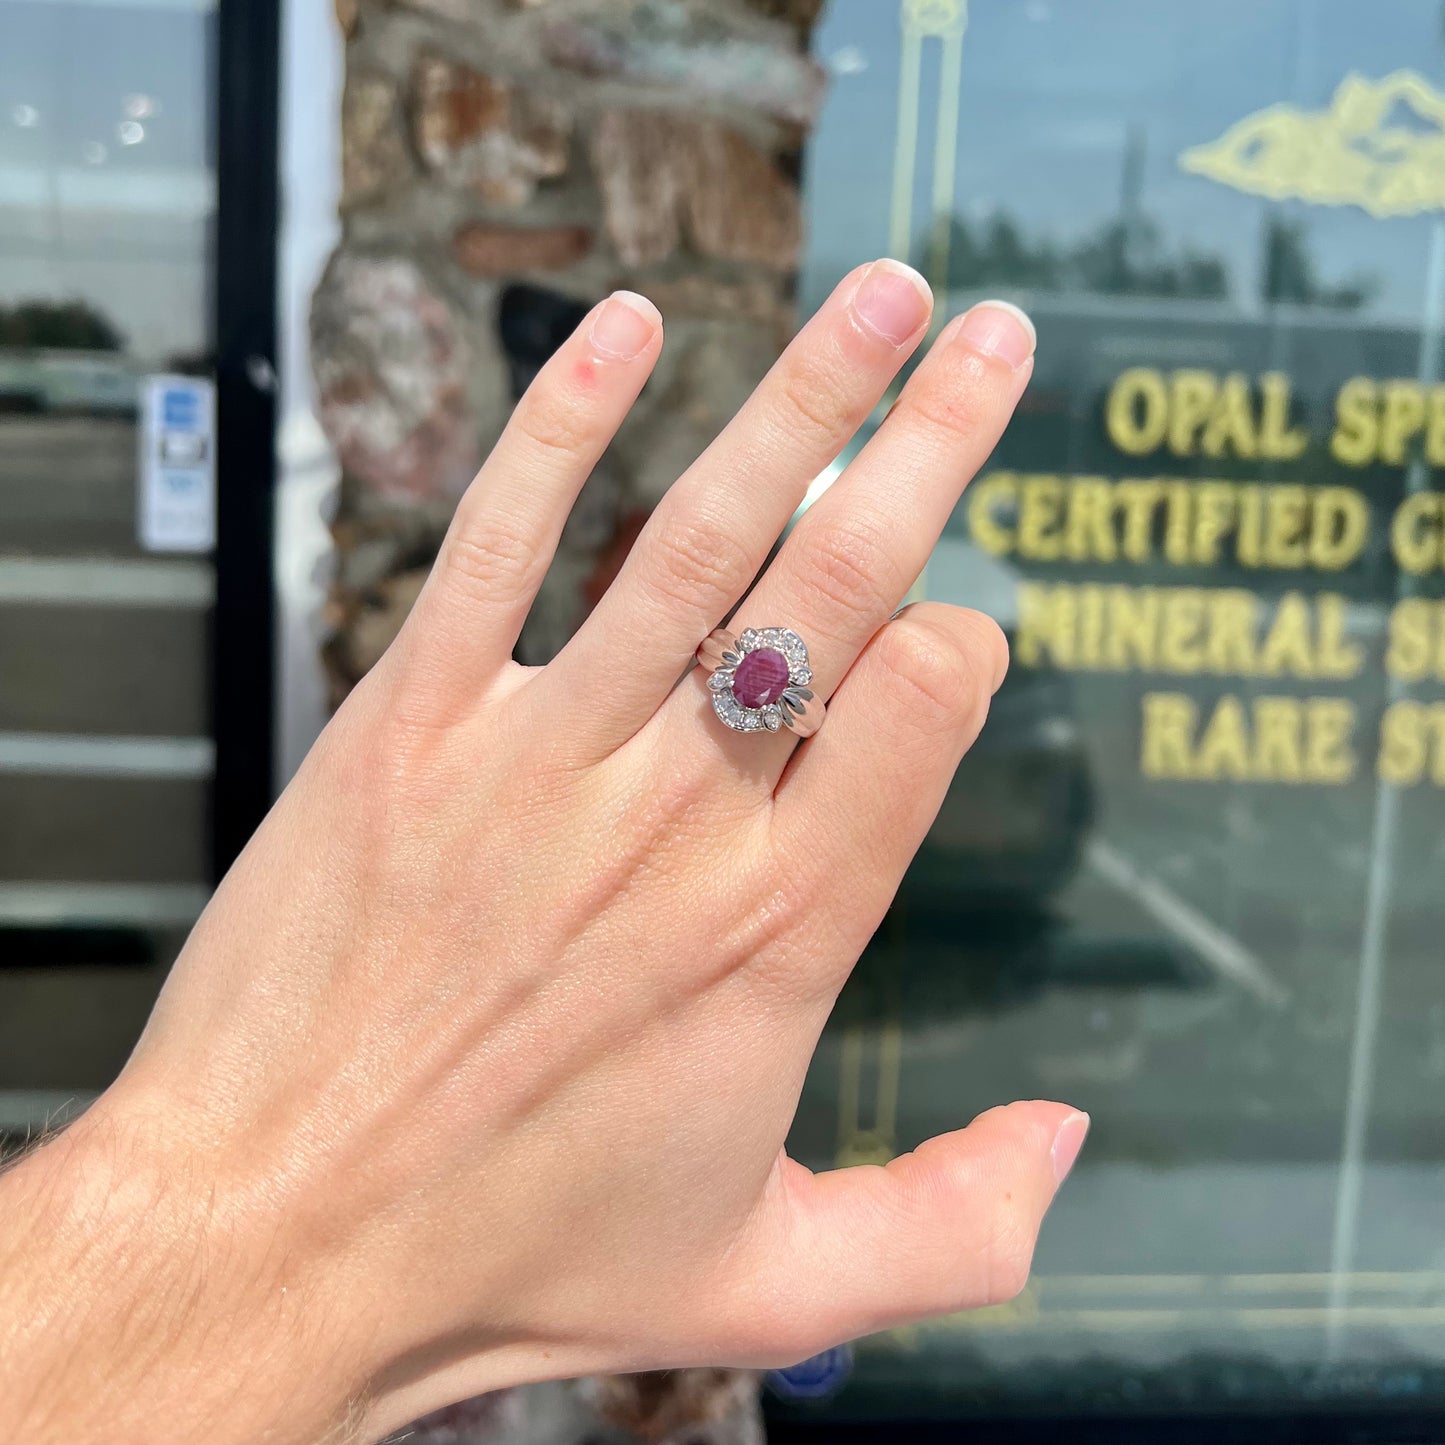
[681,299,1035,775]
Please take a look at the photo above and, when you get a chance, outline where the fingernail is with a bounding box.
[1051,1111,1090,1185]
[952,300,1036,370]
[851,259,932,347]
[589,290,661,361]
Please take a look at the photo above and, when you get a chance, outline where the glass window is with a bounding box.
[0,0,217,1119]
[782,0,1445,1420]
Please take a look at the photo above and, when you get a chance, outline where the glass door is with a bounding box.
[777,0,1445,1431]
[0,0,220,1124]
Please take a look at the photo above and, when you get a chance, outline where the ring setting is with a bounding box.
[697,627,823,736]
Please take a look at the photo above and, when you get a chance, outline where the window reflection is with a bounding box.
[787,0,1445,1420]
[0,0,218,1098]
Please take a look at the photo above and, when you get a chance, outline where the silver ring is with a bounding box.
[696,627,824,737]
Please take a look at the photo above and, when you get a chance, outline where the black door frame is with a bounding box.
[212,0,282,879]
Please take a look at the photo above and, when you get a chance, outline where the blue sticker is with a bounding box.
[765,1343,854,1400]
[163,387,200,429]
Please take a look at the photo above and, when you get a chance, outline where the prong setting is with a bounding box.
[704,627,818,734]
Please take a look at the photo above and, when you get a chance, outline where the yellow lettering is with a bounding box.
[1381,381,1427,465]
[1392,493,1444,574]
[1195,694,1252,780]
[1309,488,1369,570]
[1378,701,1427,785]
[1141,692,1197,778]
[1203,590,1259,674]
[1303,698,1355,783]
[1429,390,1445,467]
[1163,482,1193,565]
[1107,369,1169,455]
[1103,586,1159,670]
[1237,485,1264,567]
[1202,373,1259,459]
[1142,692,1357,784]
[968,473,1017,556]
[1189,481,1238,565]
[1258,593,1317,679]
[1253,698,1304,782]
[1331,377,1378,466]
[1063,477,1118,562]
[1384,599,1445,681]
[1316,595,1364,679]
[1158,589,1205,672]
[1169,370,1218,457]
[1262,485,1308,568]
[1017,475,1064,560]
[1116,480,1164,562]
[1259,372,1308,461]
[1016,583,1075,667]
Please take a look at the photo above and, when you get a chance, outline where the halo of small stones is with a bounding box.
[707,627,815,733]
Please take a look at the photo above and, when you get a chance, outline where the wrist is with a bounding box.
[0,1086,368,1445]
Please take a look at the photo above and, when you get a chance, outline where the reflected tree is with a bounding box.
[0,300,125,351]
[1261,217,1374,309]
[1072,217,1228,299]
[933,210,1229,300]
[933,208,1373,310]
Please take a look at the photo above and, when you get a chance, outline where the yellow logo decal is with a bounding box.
[1180,70,1445,218]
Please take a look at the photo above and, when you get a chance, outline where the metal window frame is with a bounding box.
[212,0,282,878]
[768,1412,1445,1444]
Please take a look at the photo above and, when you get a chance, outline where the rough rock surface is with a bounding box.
[341,72,411,206]
[590,109,800,268]
[311,254,479,507]
[412,54,572,206]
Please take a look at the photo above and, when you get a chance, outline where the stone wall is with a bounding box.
[313,0,826,703]
[311,2,827,1440]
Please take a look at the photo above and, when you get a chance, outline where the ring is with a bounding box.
[696,627,824,737]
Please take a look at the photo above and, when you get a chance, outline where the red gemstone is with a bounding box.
[733,647,790,708]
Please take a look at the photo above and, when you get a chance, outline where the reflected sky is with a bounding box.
[0,0,213,357]
[4,0,1445,357]
[804,0,1445,321]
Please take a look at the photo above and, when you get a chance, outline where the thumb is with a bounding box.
[731,1101,1087,1364]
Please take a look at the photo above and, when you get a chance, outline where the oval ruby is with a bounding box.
[733,647,790,709]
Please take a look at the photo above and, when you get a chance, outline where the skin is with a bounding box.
[0,262,1085,1445]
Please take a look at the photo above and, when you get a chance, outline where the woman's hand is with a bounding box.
[0,264,1084,1445]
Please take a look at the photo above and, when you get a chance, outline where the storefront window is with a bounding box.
[0,0,217,1110]
[782,0,1445,1419]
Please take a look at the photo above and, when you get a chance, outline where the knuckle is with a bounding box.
[641,508,755,616]
[790,516,898,622]
[511,389,593,460]
[442,521,542,600]
[875,616,984,723]
[322,691,453,817]
[895,350,999,442]
[776,352,857,449]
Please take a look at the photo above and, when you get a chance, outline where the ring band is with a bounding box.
[696,627,824,737]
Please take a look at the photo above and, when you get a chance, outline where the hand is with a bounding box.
[0,263,1084,1445]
